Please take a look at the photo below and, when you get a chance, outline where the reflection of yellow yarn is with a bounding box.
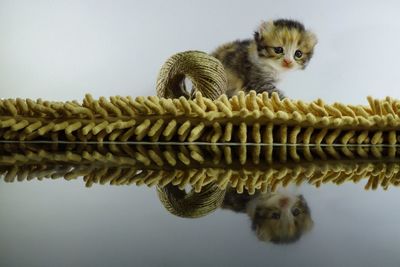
[157,183,226,218]
[1,143,397,169]
[2,154,399,192]
[1,144,399,192]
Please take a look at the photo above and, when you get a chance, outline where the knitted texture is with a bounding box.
[1,91,400,145]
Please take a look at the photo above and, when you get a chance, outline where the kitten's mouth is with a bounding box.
[282,63,292,69]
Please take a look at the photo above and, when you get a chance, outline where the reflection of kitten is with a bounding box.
[211,19,317,98]
[222,188,313,244]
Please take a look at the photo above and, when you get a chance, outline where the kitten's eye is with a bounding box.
[271,212,281,220]
[273,47,284,54]
[294,50,303,58]
[292,208,301,217]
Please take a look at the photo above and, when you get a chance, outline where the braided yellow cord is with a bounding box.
[1,91,400,145]
[156,50,227,99]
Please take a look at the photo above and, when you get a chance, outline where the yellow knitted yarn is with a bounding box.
[1,90,400,145]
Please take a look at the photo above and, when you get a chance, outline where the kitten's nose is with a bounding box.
[283,59,293,66]
[279,197,290,207]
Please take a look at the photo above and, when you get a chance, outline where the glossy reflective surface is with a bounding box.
[1,143,400,267]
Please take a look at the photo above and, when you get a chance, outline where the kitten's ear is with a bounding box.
[297,194,307,203]
[256,225,272,242]
[254,20,274,41]
[303,217,314,232]
[305,31,318,48]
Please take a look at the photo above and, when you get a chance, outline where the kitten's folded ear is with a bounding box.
[254,20,274,41]
[255,225,272,242]
[260,21,274,33]
[305,31,318,48]
[304,217,314,232]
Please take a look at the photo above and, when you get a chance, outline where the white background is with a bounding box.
[1,0,400,104]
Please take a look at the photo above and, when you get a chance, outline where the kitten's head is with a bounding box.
[253,19,317,72]
[247,192,313,244]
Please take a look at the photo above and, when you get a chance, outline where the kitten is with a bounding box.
[211,19,317,98]
[222,188,313,244]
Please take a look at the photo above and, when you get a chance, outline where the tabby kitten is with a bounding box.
[222,188,313,244]
[211,19,317,98]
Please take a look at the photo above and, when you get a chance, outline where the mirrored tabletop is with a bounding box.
[1,142,399,267]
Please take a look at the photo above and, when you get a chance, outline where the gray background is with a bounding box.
[1,0,400,103]
[1,0,400,266]
[1,178,400,267]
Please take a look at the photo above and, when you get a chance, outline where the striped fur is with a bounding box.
[212,19,317,98]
